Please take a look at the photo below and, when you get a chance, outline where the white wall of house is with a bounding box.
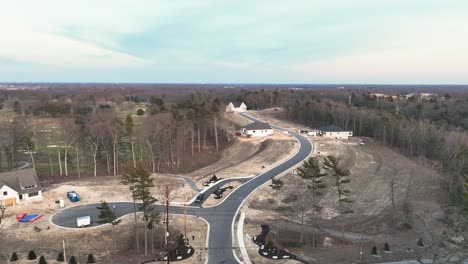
[242,128,273,137]
[322,131,353,140]
[0,185,19,205]
[24,190,43,201]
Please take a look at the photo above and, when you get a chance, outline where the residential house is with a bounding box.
[0,168,43,206]
[241,122,273,138]
[316,125,353,140]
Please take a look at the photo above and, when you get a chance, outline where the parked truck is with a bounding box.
[76,216,91,227]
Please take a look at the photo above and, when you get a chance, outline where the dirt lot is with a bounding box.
[241,110,447,263]
[0,212,207,264]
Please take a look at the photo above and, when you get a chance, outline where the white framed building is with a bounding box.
[241,122,273,137]
[316,125,353,140]
[0,168,43,206]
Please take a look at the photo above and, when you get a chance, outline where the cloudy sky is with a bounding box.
[0,0,467,83]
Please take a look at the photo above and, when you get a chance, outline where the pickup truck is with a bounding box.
[67,191,80,202]
[76,216,90,227]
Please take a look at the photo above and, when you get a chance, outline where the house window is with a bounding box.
[3,191,7,196]
[28,191,39,197]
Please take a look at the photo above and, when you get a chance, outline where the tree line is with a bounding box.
[286,94,468,210]
[0,93,235,177]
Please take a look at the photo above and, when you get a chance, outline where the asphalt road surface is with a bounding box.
[51,112,313,264]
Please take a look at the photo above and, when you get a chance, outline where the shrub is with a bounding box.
[384,242,391,252]
[28,250,37,260]
[39,256,48,264]
[57,252,65,262]
[10,252,18,261]
[417,238,424,247]
[69,256,77,264]
[136,108,145,116]
[371,246,378,255]
[87,254,96,263]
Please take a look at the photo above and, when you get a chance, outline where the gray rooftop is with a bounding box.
[0,168,41,194]
[317,125,350,132]
[243,121,272,130]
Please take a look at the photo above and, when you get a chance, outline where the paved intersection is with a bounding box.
[51,113,313,263]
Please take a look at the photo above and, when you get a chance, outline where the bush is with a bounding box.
[136,108,145,116]
[39,256,48,264]
[87,254,96,263]
[10,252,18,262]
[28,250,37,260]
[371,246,378,255]
[384,242,391,252]
[69,256,77,264]
[57,252,65,262]
[417,238,424,247]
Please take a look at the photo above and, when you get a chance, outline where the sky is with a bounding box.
[0,0,467,84]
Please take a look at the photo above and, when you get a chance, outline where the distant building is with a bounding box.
[226,102,247,112]
[241,122,273,138]
[316,125,353,140]
[0,168,43,206]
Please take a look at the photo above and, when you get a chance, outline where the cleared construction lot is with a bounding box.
[241,110,446,263]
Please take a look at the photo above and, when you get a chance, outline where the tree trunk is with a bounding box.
[191,126,194,156]
[147,139,155,173]
[214,116,219,152]
[139,139,143,161]
[57,148,63,176]
[93,152,97,177]
[131,138,136,168]
[75,145,81,178]
[113,142,117,175]
[197,124,201,153]
[105,151,111,175]
[144,220,148,256]
[28,148,36,170]
[133,198,140,251]
[64,147,69,176]
[48,151,54,176]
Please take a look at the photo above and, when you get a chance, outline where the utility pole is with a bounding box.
[62,240,67,262]
[166,185,170,264]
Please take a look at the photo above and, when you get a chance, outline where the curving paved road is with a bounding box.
[51,112,313,264]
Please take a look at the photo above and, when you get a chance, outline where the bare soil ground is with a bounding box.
[241,110,447,263]
[0,212,206,264]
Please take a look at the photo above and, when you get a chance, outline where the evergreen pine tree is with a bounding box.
[384,242,391,252]
[417,238,424,247]
[87,254,96,263]
[57,252,65,262]
[28,250,37,260]
[10,252,18,261]
[371,246,378,255]
[96,200,120,226]
[69,256,77,264]
[38,255,47,264]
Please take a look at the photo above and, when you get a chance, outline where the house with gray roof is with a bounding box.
[0,168,43,206]
[241,121,273,137]
[316,125,353,140]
